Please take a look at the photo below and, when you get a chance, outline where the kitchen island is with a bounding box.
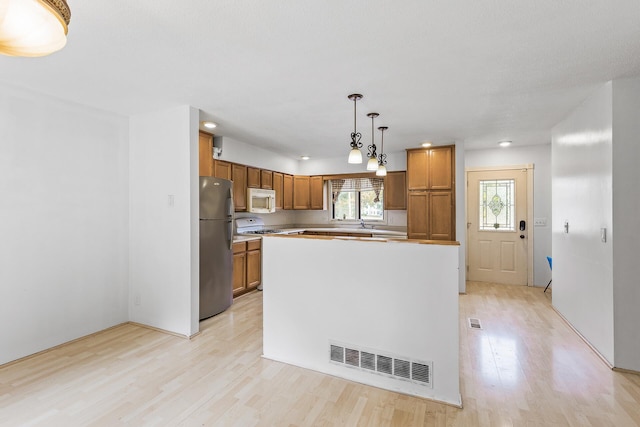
[261,234,461,407]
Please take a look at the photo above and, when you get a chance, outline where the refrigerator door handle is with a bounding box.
[227,219,233,250]
[226,188,234,217]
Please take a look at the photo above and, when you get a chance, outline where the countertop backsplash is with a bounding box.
[235,209,407,233]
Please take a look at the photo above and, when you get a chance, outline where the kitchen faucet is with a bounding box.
[360,219,366,229]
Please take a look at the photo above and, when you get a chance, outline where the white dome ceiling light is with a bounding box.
[0,0,71,57]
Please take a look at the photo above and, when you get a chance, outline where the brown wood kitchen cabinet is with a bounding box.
[232,164,247,211]
[232,242,247,296]
[198,131,214,176]
[293,175,310,209]
[406,145,455,240]
[233,239,261,297]
[213,160,232,180]
[384,171,406,210]
[310,176,323,210]
[283,174,293,210]
[273,172,284,209]
[246,240,262,289]
[247,167,261,188]
[261,170,273,189]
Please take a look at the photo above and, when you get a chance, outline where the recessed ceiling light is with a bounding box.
[301,156,310,160]
[499,141,512,147]
[203,121,217,129]
[421,142,432,147]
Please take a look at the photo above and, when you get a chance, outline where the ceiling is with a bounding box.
[1,1,639,159]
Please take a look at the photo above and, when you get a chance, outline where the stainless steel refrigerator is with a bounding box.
[199,177,234,320]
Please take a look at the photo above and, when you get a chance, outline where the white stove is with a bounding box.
[236,217,284,235]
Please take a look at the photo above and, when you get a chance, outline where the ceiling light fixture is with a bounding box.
[0,0,71,57]
[301,156,310,160]
[421,142,432,147]
[203,121,217,129]
[347,93,364,164]
[376,126,388,177]
[499,141,512,147]
[366,112,380,171]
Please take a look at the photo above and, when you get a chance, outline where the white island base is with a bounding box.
[262,235,461,407]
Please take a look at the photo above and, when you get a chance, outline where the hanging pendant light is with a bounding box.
[347,93,363,164]
[376,126,388,177]
[366,112,379,171]
[0,0,71,57]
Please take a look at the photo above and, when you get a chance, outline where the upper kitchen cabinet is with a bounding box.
[232,164,247,211]
[406,145,455,241]
[293,175,310,210]
[261,170,273,189]
[407,150,428,190]
[273,172,284,209]
[213,160,232,180]
[283,174,293,210]
[198,131,214,176]
[247,167,260,188]
[407,146,453,190]
[384,171,406,210]
[429,146,453,190]
[310,176,323,210]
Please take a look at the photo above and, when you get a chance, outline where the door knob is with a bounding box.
[520,234,525,239]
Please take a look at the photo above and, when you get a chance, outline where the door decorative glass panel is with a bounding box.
[479,179,515,230]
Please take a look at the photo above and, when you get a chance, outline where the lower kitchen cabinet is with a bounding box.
[232,239,261,297]
[407,190,454,240]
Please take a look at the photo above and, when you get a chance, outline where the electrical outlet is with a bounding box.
[134,293,141,306]
[168,195,175,207]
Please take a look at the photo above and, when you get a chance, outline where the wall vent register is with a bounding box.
[329,342,433,387]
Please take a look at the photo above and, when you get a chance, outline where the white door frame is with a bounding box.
[465,164,534,286]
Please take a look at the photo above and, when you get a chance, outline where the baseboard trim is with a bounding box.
[613,367,640,377]
[0,322,129,369]
[551,306,614,369]
[126,321,197,339]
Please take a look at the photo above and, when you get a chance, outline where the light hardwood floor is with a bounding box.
[1,282,640,426]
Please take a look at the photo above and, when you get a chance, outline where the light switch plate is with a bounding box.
[534,218,547,226]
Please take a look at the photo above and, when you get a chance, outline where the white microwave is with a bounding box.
[248,188,276,213]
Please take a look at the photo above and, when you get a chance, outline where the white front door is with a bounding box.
[467,168,529,285]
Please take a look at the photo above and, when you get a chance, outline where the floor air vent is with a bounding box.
[468,318,482,329]
[329,341,433,387]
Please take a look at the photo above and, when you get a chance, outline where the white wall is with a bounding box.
[551,83,614,364]
[465,144,552,287]
[611,77,640,371]
[0,84,129,365]
[129,106,199,337]
[263,236,460,406]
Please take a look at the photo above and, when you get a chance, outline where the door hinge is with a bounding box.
[466,265,469,272]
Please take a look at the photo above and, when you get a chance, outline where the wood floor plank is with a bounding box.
[2,283,640,426]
